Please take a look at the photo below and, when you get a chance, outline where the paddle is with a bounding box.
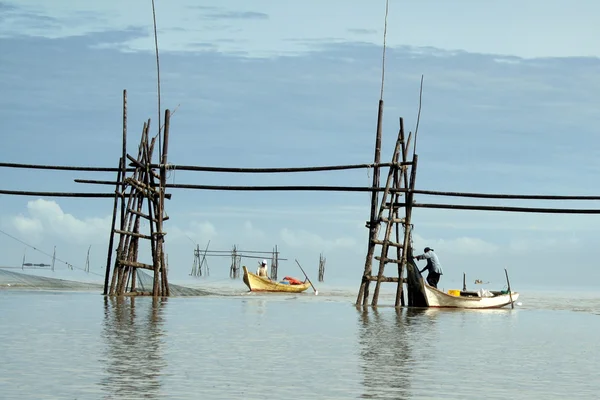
[295,259,318,295]
[504,268,514,309]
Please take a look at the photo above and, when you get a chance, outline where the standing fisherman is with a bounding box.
[415,247,443,288]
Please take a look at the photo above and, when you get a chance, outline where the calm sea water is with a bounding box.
[0,286,598,399]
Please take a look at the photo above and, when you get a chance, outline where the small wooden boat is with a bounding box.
[423,284,519,309]
[405,259,519,309]
[242,266,311,293]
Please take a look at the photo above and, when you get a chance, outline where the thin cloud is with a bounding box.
[347,28,378,35]
[207,11,269,20]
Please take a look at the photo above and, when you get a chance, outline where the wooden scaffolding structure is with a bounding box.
[102,90,173,297]
[356,111,418,307]
[190,242,210,277]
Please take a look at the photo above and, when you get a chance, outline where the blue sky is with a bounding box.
[1,0,599,291]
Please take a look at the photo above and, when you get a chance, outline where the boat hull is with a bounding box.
[242,266,311,293]
[424,284,519,309]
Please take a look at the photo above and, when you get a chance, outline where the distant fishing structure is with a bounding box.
[190,242,210,277]
[1,0,600,301]
[318,253,326,282]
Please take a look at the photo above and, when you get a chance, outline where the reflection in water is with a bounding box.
[357,307,439,399]
[241,298,267,315]
[100,296,167,399]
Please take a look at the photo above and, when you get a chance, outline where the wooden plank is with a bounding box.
[380,217,405,223]
[384,202,406,209]
[375,256,402,264]
[144,161,413,173]
[114,229,152,240]
[127,208,170,222]
[372,239,403,247]
[118,260,154,270]
[366,275,406,283]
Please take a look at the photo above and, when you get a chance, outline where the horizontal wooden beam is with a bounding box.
[366,275,406,283]
[114,229,152,240]
[3,162,600,200]
[145,161,412,173]
[410,202,600,214]
[413,189,600,201]
[374,256,403,264]
[0,189,172,199]
[0,162,133,172]
[75,180,409,193]
[371,239,403,247]
[203,254,289,261]
[127,208,169,222]
[0,190,123,198]
[199,250,280,254]
[117,260,154,270]
[2,161,411,174]
[380,217,405,223]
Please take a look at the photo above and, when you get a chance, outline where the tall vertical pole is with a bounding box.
[85,245,91,273]
[356,0,389,306]
[401,154,418,306]
[120,90,128,232]
[155,108,170,297]
[395,118,407,307]
[356,100,384,306]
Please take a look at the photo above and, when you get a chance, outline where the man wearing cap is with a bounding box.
[415,247,443,288]
[256,260,269,279]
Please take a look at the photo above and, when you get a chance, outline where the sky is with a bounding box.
[0,0,599,293]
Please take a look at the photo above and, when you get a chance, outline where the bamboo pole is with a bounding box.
[187,249,281,254]
[0,161,409,173]
[103,158,123,295]
[401,154,418,306]
[412,190,600,200]
[504,268,514,309]
[406,203,600,214]
[0,190,135,198]
[74,181,414,193]
[154,109,170,297]
[116,90,129,295]
[356,99,385,306]
[0,163,132,172]
[142,130,160,296]
[161,111,171,296]
[142,161,411,173]
[73,179,600,201]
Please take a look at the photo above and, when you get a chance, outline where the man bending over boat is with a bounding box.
[257,260,269,279]
[415,247,443,288]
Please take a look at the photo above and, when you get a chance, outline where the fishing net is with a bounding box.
[0,268,210,296]
[135,270,211,296]
[0,268,102,290]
